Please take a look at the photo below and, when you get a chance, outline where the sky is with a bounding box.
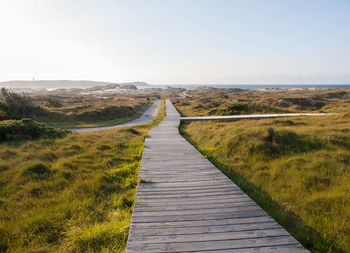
[0,0,349,85]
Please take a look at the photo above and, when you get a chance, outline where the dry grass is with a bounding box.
[178,102,350,252]
[0,101,165,252]
[173,88,350,116]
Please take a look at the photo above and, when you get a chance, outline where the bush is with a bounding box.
[219,102,288,115]
[0,88,33,119]
[0,118,69,142]
[46,98,63,108]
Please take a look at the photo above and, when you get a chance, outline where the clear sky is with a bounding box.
[0,0,349,84]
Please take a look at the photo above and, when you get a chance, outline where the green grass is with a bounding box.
[172,88,350,117]
[36,103,151,129]
[206,102,291,116]
[0,118,69,142]
[0,100,165,252]
[45,115,144,129]
[0,88,153,129]
[179,114,350,253]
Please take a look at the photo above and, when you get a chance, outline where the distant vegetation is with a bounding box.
[176,88,350,252]
[209,102,289,115]
[0,80,149,89]
[173,87,349,116]
[33,102,150,128]
[45,97,63,108]
[0,88,153,128]
[0,100,165,252]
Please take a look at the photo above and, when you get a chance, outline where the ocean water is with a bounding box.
[138,84,350,90]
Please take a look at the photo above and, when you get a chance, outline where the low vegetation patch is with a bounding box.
[0,118,68,142]
[211,102,289,115]
[172,88,350,116]
[179,112,350,252]
[0,100,165,252]
[33,102,150,128]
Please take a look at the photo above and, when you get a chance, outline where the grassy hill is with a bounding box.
[0,88,153,129]
[173,88,349,116]
[0,101,165,252]
[176,98,350,252]
[0,80,149,89]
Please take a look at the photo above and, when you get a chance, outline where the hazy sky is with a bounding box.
[0,0,350,84]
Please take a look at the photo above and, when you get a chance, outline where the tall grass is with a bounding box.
[0,118,68,142]
[34,102,151,129]
[172,88,350,117]
[0,101,165,252]
[179,114,350,253]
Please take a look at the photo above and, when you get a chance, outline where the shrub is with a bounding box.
[0,88,33,119]
[219,102,288,115]
[45,98,63,108]
[0,118,69,142]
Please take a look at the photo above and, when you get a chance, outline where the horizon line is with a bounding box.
[1,79,350,86]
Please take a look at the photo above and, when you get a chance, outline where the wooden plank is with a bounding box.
[126,99,308,252]
[180,112,337,122]
[135,197,253,207]
[129,215,275,229]
[129,220,279,236]
[127,236,302,252]
[128,228,290,243]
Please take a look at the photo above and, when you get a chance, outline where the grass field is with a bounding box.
[34,101,151,129]
[179,111,350,252]
[0,88,156,129]
[0,101,165,252]
[173,88,349,117]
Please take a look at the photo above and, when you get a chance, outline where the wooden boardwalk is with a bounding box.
[126,100,308,253]
[181,112,336,122]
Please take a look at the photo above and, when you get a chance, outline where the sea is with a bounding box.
[35,84,350,91]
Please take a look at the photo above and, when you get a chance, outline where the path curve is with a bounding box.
[126,99,308,253]
[70,100,161,132]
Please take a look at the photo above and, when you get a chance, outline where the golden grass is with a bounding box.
[173,88,350,116]
[179,112,350,252]
[0,100,165,252]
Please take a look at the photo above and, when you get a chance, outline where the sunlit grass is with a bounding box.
[173,88,350,117]
[40,102,151,129]
[179,112,350,252]
[0,100,165,252]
